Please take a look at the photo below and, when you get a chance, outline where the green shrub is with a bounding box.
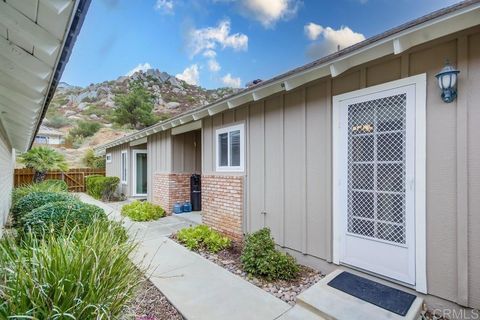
[121,200,165,221]
[12,180,68,205]
[85,175,119,201]
[241,228,299,280]
[0,219,140,318]
[11,191,76,226]
[47,114,69,128]
[82,148,105,168]
[177,225,231,253]
[69,120,102,138]
[23,200,106,237]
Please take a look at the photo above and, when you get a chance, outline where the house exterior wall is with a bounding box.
[105,142,147,197]
[152,173,191,213]
[202,175,243,241]
[200,26,480,309]
[147,130,172,202]
[172,130,201,174]
[0,123,13,237]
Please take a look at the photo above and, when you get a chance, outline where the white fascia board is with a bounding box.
[0,37,51,80]
[179,114,194,124]
[193,109,209,120]
[161,123,172,130]
[43,0,72,15]
[252,83,284,101]
[207,102,228,116]
[394,8,480,54]
[227,93,253,109]
[0,1,61,57]
[171,120,202,135]
[283,66,330,91]
[170,119,181,127]
[130,137,147,146]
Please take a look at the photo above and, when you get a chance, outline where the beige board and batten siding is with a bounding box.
[172,130,201,174]
[0,123,13,237]
[201,26,480,309]
[105,142,147,197]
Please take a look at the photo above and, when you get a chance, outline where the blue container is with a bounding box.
[183,201,192,212]
[173,202,183,214]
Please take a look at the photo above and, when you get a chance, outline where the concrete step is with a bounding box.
[277,305,326,320]
[296,270,423,320]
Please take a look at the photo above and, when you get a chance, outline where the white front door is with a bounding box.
[333,75,426,288]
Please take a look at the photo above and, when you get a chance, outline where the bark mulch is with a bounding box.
[122,277,184,320]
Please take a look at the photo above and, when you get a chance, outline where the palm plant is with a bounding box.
[18,147,68,182]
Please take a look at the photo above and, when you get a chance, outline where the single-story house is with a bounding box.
[0,0,90,236]
[96,0,480,311]
[34,125,65,145]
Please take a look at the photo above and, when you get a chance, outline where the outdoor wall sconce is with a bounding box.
[435,60,460,103]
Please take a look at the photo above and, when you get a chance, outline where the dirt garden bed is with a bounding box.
[170,234,323,305]
[122,277,183,320]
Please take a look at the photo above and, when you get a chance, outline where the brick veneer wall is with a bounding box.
[202,175,244,241]
[152,173,191,214]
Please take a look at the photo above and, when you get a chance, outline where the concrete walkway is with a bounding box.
[77,194,294,320]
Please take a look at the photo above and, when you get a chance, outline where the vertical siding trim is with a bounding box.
[401,54,410,78]
[262,101,266,229]
[325,79,333,262]
[302,87,308,254]
[456,35,469,306]
[360,67,367,88]
[281,95,286,247]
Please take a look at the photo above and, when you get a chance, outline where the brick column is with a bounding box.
[152,173,191,214]
[202,175,244,241]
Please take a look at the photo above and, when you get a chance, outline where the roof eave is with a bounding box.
[95,0,480,153]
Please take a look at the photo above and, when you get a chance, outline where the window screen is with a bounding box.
[347,93,407,244]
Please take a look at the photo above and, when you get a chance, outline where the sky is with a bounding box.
[61,0,459,89]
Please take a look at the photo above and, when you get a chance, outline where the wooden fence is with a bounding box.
[14,168,106,192]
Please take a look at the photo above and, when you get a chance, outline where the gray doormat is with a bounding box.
[327,271,416,316]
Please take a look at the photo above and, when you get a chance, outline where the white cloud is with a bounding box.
[125,62,152,76]
[176,64,200,85]
[208,59,221,72]
[304,22,323,40]
[306,25,365,59]
[154,0,174,14]
[240,0,300,28]
[221,73,241,88]
[203,49,217,58]
[187,20,248,58]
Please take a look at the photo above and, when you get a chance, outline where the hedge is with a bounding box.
[11,191,76,226]
[85,175,120,201]
[22,200,106,237]
[12,180,68,205]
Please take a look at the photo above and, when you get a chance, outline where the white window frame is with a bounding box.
[106,153,112,163]
[132,149,148,197]
[215,123,245,172]
[121,150,128,185]
[332,74,426,293]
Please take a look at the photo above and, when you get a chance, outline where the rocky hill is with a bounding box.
[41,69,240,167]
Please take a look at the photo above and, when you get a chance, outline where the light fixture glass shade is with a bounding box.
[435,61,460,103]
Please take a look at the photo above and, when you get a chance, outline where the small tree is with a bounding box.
[82,149,105,168]
[112,82,158,129]
[19,147,68,182]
